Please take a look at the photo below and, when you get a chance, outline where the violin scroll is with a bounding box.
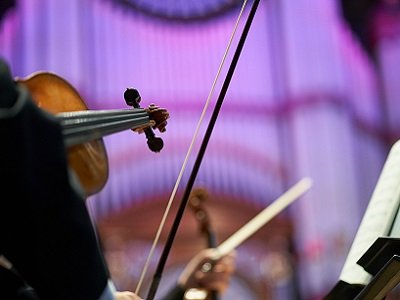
[188,188,220,300]
[145,104,169,133]
[124,88,169,152]
[189,188,213,241]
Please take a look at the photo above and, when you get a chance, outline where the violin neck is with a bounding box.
[57,108,151,147]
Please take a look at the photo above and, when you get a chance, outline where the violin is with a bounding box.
[16,72,169,196]
[188,188,218,300]
[189,188,217,250]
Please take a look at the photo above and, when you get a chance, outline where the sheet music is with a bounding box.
[389,202,400,236]
[339,140,400,285]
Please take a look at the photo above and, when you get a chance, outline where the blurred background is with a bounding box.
[1,0,400,299]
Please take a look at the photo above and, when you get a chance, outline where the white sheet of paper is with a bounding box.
[339,140,400,285]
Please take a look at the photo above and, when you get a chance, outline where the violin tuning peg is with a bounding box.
[124,88,141,107]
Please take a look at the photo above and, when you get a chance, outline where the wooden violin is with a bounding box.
[188,188,218,300]
[189,188,217,250]
[16,72,169,196]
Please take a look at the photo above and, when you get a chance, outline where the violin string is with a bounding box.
[62,117,151,147]
[58,109,151,147]
[59,111,149,129]
[134,0,249,295]
[57,108,147,119]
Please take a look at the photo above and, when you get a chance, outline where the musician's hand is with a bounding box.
[114,291,143,300]
[177,248,236,294]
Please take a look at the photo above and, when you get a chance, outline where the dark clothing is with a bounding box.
[0,265,39,300]
[0,58,109,299]
[0,58,186,300]
[161,285,185,300]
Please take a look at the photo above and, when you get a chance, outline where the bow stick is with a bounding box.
[215,177,312,258]
[134,0,251,295]
[144,0,262,299]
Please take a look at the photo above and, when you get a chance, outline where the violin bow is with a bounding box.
[135,0,261,298]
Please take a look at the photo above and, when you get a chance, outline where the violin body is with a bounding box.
[17,72,169,196]
[17,72,109,196]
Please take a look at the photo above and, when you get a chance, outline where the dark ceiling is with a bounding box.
[340,0,379,54]
[0,0,379,53]
[0,0,15,21]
